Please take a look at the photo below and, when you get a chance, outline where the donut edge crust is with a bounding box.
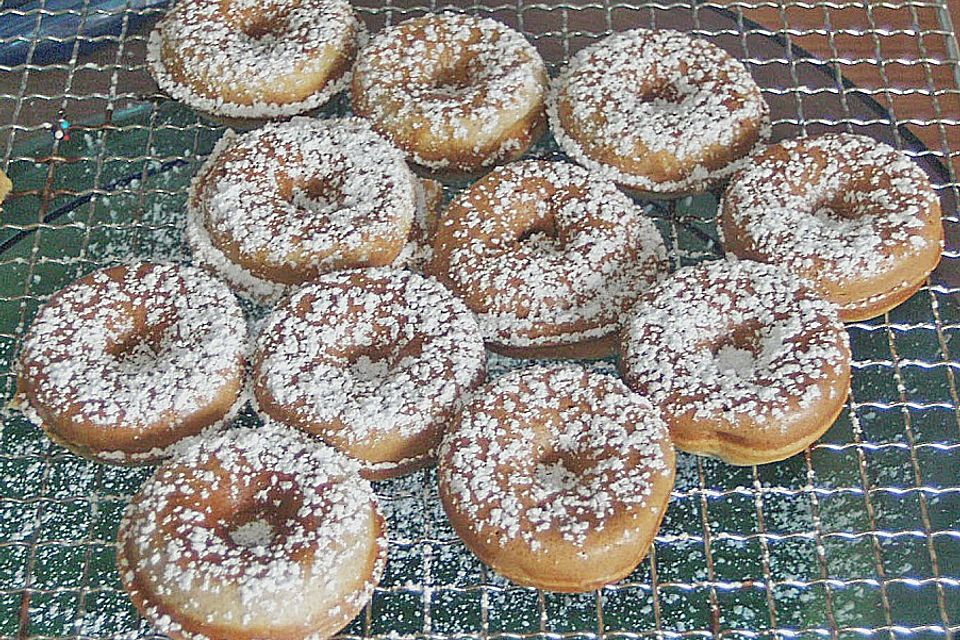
[720,212,943,323]
[667,377,850,466]
[836,274,931,322]
[11,381,251,466]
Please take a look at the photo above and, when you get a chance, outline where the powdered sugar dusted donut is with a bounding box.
[548,29,770,196]
[620,259,851,466]
[252,268,486,479]
[720,133,943,322]
[147,0,363,120]
[430,160,668,359]
[439,364,675,592]
[16,262,247,465]
[117,423,386,640]
[351,13,548,176]
[187,118,418,303]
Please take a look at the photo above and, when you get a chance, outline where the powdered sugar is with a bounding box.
[117,422,386,637]
[620,258,850,428]
[351,12,548,171]
[439,364,673,548]
[253,268,486,474]
[720,133,941,283]
[187,118,417,301]
[548,29,770,194]
[17,262,248,463]
[431,160,667,349]
[147,0,363,119]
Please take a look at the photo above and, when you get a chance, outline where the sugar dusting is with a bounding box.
[548,29,770,193]
[147,0,363,118]
[253,268,486,471]
[17,262,248,453]
[431,160,668,348]
[440,364,673,548]
[117,422,386,637]
[352,12,548,170]
[621,258,850,427]
[721,133,941,284]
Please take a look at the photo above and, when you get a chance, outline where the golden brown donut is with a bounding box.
[117,423,386,640]
[147,0,363,122]
[0,168,10,205]
[187,118,419,303]
[620,259,852,466]
[439,364,676,592]
[15,262,247,465]
[430,159,667,359]
[252,268,486,479]
[720,133,944,322]
[351,13,548,177]
[548,29,770,196]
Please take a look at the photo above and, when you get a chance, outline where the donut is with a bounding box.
[719,133,944,322]
[620,259,852,466]
[15,262,247,465]
[0,168,10,205]
[117,423,386,640]
[548,29,770,196]
[430,159,668,359]
[147,0,363,121]
[187,117,419,303]
[351,13,549,176]
[439,364,675,592]
[252,268,486,479]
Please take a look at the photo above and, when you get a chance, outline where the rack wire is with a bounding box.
[1,0,959,638]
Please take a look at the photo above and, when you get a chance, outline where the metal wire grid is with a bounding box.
[0,0,959,638]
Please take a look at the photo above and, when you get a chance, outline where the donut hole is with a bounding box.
[341,337,425,388]
[533,457,582,495]
[223,487,305,552]
[426,66,475,97]
[515,215,562,253]
[714,342,758,378]
[633,76,700,118]
[641,77,684,105]
[229,517,276,548]
[107,322,170,367]
[808,172,881,236]
[346,351,394,386]
[419,53,485,99]
[710,319,791,380]
[537,447,591,476]
[222,0,293,39]
[288,177,347,217]
[710,321,762,377]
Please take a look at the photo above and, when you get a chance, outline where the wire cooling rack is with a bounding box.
[1,0,960,638]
